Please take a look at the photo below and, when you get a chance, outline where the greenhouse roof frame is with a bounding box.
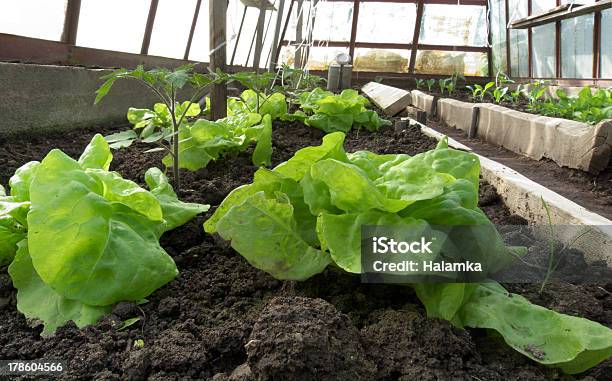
[0,0,609,86]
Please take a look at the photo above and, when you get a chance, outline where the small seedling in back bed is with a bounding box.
[426,79,436,92]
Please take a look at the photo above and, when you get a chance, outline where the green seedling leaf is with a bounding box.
[118,317,142,331]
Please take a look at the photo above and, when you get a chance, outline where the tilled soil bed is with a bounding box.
[0,122,610,380]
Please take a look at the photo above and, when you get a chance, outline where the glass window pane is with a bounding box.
[284,1,312,43]
[356,3,415,44]
[148,0,199,59]
[531,0,556,14]
[508,0,528,77]
[312,2,353,42]
[188,0,210,62]
[77,0,149,53]
[532,23,555,78]
[419,4,486,46]
[414,51,487,76]
[561,14,594,78]
[0,0,67,41]
[490,0,507,74]
[279,45,348,70]
[353,48,410,73]
[601,9,612,78]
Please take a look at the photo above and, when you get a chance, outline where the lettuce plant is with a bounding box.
[162,113,273,171]
[293,88,391,133]
[205,132,612,373]
[228,89,288,120]
[275,64,326,94]
[0,135,208,335]
[535,87,612,124]
[228,71,277,115]
[95,64,227,190]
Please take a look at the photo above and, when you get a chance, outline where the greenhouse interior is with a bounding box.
[0,0,611,379]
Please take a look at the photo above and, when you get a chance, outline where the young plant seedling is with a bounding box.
[426,79,436,92]
[229,71,277,114]
[492,86,509,104]
[438,78,448,95]
[95,64,227,190]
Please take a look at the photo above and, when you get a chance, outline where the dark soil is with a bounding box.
[0,122,610,380]
[427,119,612,220]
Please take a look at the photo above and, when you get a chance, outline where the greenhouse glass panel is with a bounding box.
[530,0,556,78]
[148,0,199,59]
[279,45,348,70]
[77,0,149,53]
[561,14,593,78]
[188,0,211,63]
[227,4,264,66]
[531,0,556,14]
[507,0,528,77]
[355,3,416,44]
[414,51,487,76]
[283,1,308,42]
[257,3,284,69]
[0,0,67,41]
[600,9,612,78]
[531,24,555,78]
[490,0,508,74]
[353,48,410,73]
[310,1,353,42]
[419,5,486,47]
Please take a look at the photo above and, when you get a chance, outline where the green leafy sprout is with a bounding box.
[95,64,229,191]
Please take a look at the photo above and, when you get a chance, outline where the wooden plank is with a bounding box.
[593,10,601,78]
[408,0,424,73]
[252,0,267,70]
[485,0,493,76]
[210,0,227,120]
[282,40,489,53]
[510,0,611,29]
[405,105,427,124]
[269,0,286,71]
[0,34,70,64]
[184,0,203,60]
[61,0,81,45]
[141,0,159,54]
[468,106,479,138]
[349,0,360,61]
[361,82,412,116]
[294,0,303,68]
[274,0,294,65]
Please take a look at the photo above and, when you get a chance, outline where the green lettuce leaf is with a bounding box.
[423,282,612,374]
[216,192,330,280]
[78,134,113,170]
[145,167,209,233]
[252,114,273,166]
[8,240,112,336]
[27,149,178,306]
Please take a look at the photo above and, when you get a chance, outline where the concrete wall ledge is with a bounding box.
[410,90,611,174]
[0,62,160,137]
[410,90,435,115]
[413,119,612,266]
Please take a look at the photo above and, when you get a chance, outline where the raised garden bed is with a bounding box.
[408,89,612,174]
[1,121,611,380]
